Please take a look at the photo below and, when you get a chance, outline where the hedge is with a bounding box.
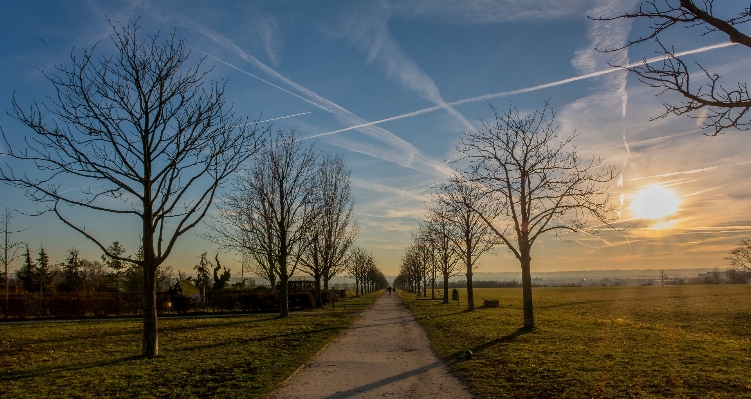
[0,289,346,319]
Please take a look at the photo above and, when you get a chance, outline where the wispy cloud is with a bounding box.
[351,177,429,203]
[337,2,474,132]
[255,15,280,65]
[169,12,453,176]
[392,0,587,24]
[307,42,737,139]
[627,160,751,181]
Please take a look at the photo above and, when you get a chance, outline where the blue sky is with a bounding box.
[2,1,751,277]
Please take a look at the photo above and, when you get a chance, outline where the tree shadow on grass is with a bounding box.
[448,326,537,364]
[169,325,345,354]
[7,314,282,345]
[0,355,142,382]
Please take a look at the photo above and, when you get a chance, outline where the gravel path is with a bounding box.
[269,292,475,399]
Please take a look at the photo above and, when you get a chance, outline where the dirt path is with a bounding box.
[269,292,474,399]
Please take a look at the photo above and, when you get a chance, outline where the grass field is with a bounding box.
[401,285,751,399]
[0,292,381,398]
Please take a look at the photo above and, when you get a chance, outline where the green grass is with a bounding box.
[0,292,382,398]
[401,285,751,398]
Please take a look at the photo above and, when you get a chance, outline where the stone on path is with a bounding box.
[269,293,475,399]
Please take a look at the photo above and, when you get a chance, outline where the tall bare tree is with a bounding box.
[434,174,498,311]
[1,208,25,319]
[0,21,261,356]
[299,154,357,307]
[412,226,436,298]
[594,1,751,135]
[246,128,318,316]
[423,206,461,304]
[207,161,280,289]
[348,246,376,296]
[457,102,618,327]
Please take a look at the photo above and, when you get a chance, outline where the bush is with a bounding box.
[0,289,324,318]
[238,291,280,312]
[289,292,315,310]
[170,295,195,313]
[48,296,87,318]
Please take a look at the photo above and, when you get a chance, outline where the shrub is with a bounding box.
[289,292,315,310]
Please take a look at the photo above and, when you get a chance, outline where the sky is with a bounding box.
[1,0,750,278]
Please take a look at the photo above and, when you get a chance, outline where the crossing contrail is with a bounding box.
[189,47,334,113]
[305,41,737,139]
[252,112,312,125]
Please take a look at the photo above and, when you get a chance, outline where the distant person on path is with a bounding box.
[387,286,392,295]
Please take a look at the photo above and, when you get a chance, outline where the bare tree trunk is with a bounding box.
[142,264,158,357]
[279,272,289,317]
[443,274,449,304]
[466,241,475,311]
[520,251,534,328]
[314,275,322,308]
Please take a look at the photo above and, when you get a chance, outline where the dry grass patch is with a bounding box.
[0,292,381,398]
[402,285,751,398]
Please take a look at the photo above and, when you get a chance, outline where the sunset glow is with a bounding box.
[630,185,681,220]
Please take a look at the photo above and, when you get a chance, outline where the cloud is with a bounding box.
[254,15,280,65]
[391,0,588,24]
[337,2,475,132]
[308,42,738,139]
[351,177,429,202]
[166,12,454,177]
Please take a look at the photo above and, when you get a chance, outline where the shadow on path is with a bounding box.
[319,361,443,399]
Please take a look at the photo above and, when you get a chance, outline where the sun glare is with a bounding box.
[630,185,680,220]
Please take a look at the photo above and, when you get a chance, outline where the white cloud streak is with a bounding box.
[339,3,475,132]
[306,42,737,139]
[627,160,751,181]
[172,14,453,176]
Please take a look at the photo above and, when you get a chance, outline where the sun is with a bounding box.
[630,185,681,220]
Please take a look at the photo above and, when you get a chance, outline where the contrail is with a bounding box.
[627,160,751,181]
[306,41,737,139]
[189,46,334,113]
[605,129,703,149]
[252,112,312,125]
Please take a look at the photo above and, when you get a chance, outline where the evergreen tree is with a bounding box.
[37,245,53,296]
[58,248,83,292]
[102,241,127,291]
[16,245,38,292]
[194,252,212,301]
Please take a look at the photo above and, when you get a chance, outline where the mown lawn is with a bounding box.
[402,285,751,399]
[0,292,381,398]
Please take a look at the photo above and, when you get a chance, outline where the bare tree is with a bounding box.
[299,154,357,307]
[348,246,376,296]
[726,238,751,271]
[423,206,461,304]
[0,21,261,356]
[247,128,318,316]
[593,1,751,135]
[207,161,280,289]
[1,208,25,319]
[434,174,498,311]
[659,269,668,286]
[456,102,618,328]
[399,246,422,294]
[712,267,722,284]
[401,237,433,298]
